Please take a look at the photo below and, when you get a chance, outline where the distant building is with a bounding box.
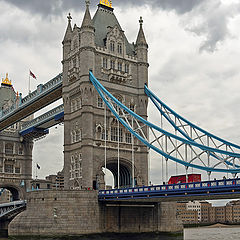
[46,171,64,189]
[177,200,240,225]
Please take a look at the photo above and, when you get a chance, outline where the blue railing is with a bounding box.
[0,73,62,120]
[98,178,240,201]
[19,104,64,133]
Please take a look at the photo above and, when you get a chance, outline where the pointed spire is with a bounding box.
[63,13,73,43]
[136,16,148,47]
[81,0,94,29]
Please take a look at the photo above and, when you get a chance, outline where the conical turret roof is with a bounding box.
[136,17,148,47]
[63,13,73,42]
[81,1,94,29]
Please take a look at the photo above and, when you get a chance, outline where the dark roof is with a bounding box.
[92,4,135,56]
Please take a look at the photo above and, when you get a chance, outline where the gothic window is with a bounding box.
[76,98,82,109]
[110,42,115,52]
[5,164,13,173]
[97,97,103,108]
[5,143,13,155]
[70,153,82,181]
[103,58,108,69]
[117,43,122,54]
[71,100,76,112]
[110,60,115,69]
[111,127,123,142]
[76,129,82,142]
[117,62,122,71]
[125,64,129,73]
[126,133,132,144]
[73,58,77,67]
[15,167,21,174]
[101,129,109,140]
[72,131,76,143]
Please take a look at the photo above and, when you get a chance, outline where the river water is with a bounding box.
[1,227,240,240]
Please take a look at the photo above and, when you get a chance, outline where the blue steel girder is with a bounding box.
[89,72,240,174]
[145,85,240,170]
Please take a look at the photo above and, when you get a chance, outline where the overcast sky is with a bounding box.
[1,0,240,205]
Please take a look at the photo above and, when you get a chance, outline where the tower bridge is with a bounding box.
[0,0,240,237]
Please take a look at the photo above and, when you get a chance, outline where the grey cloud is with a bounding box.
[184,0,240,52]
[1,0,204,16]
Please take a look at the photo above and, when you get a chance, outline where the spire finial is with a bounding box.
[139,16,143,27]
[67,13,72,23]
[86,0,90,7]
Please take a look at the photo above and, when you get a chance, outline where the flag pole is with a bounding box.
[28,70,31,94]
[36,163,37,180]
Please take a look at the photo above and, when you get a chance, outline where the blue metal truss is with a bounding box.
[89,72,240,174]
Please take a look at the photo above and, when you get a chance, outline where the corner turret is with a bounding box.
[135,17,148,63]
[80,0,95,75]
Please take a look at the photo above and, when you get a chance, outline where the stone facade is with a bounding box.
[62,2,149,190]
[9,190,183,236]
[0,77,33,200]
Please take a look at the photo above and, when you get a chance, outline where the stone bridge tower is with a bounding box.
[62,0,149,190]
[0,75,33,200]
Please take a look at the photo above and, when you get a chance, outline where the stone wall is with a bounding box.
[9,190,183,237]
[9,190,101,236]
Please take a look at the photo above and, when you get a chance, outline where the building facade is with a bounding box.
[62,1,149,190]
[177,200,240,224]
[0,74,33,200]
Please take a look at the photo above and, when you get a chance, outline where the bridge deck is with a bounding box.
[99,178,240,202]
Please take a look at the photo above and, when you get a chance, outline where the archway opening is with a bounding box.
[0,186,20,202]
[103,162,133,189]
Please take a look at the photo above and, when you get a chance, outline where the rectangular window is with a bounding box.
[0,166,3,173]
[101,130,109,140]
[110,42,115,52]
[15,167,20,174]
[118,43,122,54]
[110,60,115,69]
[5,144,13,155]
[111,128,123,142]
[18,147,23,155]
[118,62,122,71]
[126,133,132,143]
[125,64,129,73]
[5,164,13,173]
[103,58,108,69]
[97,97,103,108]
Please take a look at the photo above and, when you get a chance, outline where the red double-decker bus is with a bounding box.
[168,174,201,185]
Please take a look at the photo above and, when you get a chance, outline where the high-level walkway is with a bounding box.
[0,73,62,131]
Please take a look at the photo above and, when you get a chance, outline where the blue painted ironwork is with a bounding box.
[98,178,240,201]
[0,73,62,124]
[19,104,64,134]
[89,71,240,174]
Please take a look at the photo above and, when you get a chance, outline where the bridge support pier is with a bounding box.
[9,190,183,237]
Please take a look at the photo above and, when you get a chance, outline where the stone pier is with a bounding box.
[9,190,183,237]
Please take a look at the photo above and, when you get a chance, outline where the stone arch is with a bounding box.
[0,184,25,201]
[97,158,138,188]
